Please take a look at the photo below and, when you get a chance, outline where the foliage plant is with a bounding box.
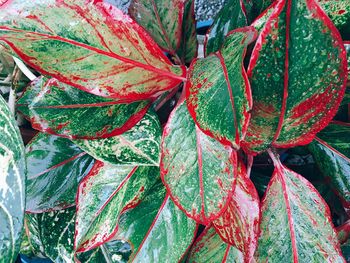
[0,0,349,262]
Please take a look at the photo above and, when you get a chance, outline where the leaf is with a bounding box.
[26,132,94,213]
[187,27,257,148]
[0,95,26,262]
[256,150,344,262]
[0,0,186,100]
[160,98,236,225]
[242,0,348,154]
[187,226,244,263]
[308,121,350,211]
[72,110,161,166]
[74,162,159,252]
[345,42,350,80]
[213,158,260,262]
[28,78,151,139]
[113,179,198,262]
[204,0,248,55]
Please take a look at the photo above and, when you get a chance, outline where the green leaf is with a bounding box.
[0,0,186,100]
[26,132,94,213]
[0,95,26,262]
[256,150,344,262]
[28,78,151,139]
[72,110,161,166]
[74,162,159,252]
[160,98,236,225]
[213,158,260,261]
[187,226,243,263]
[113,179,197,262]
[242,0,348,154]
[187,27,257,149]
[308,121,350,210]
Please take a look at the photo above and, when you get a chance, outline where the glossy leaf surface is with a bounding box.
[161,99,236,225]
[0,95,26,262]
[187,27,257,148]
[75,162,159,252]
[0,0,186,100]
[243,0,348,154]
[73,110,161,166]
[26,133,94,213]
[187,226,243,263]
[213,158,260,261]
[256,152,344,262]
[28,79,150,139]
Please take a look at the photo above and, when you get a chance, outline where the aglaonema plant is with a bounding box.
[0,0,349,262]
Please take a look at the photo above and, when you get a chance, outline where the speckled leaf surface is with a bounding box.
[345,42,350,80]
[0,95,26,262]
[187,226,244,263]
[161,99,236,225]
[242,0,348,154]
[187,27,257,148]
[113,179,197,262]
[205,0,248,55]
[28,79,150,139]
[308,122,350,210]
[72,110,161,166]
[256,152,344,262]
[75,162,159,252]
[0,0,186,100]
[213,158,260,262]
[26,133,94,213]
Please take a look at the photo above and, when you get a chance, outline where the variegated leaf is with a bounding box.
[0,0,186,100]
[187,226,244,263]
[0,95,26,262]
[26,133,94,213]
[160,98,236,225]
[213,158,260,262]
[242,0,348,154]
[28,78,150,139]
[74,161,159,252]
[187,27,257,148]
[72,110,161,166]
[256,150,345,262]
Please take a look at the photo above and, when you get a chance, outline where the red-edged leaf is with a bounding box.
[160,98,236,225]
[187,27,257,149]
[256,150,345,262]
[0,0,186,100]
[242,0,348,154]
[213,158,260,262]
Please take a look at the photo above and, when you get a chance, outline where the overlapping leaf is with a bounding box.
[28,78,151,139]
[256,151,344,261]
[242,0,348,154]
[161,98,236,225]
[74,162,159,252]
[213,158,260,262]
[0,95,26,262]
[0,0,186,100]
[72,110,161,166]
[187,27,257,148]
[26,133,94,213]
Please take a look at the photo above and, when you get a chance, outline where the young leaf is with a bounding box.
[187,226,244,263]
[0,95,26,262]
[0,0,186,100]
[74,162,159,252]
[113,180,198,262]
[213,158,260,262]
[256,150,345,262]
[242,0,348,154]
[28,79,151,139]
[187,27,257,149]
[72,110,161,166]
[161,98,236,225]
[26,133,94,213]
